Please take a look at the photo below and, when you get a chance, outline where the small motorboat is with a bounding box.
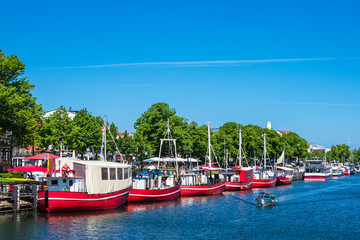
[254,192,277,207]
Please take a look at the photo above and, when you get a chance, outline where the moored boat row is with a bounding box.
[36,119,356,213]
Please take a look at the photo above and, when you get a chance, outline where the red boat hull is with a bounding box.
[304,175,332,181]
[252,177,277,188]
[38,188,130,213]
[127,184,181,202]
[180,181,226,196]
[276,176,293,185]
[225,180,252,191]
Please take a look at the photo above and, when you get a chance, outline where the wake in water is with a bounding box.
[276,181,357,202]
[278,195,360,206]
[236,197,257,206]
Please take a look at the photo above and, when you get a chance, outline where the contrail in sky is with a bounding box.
[38,58,336,69]
[235,101,360,107]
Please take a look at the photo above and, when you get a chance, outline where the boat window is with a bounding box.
[102,168,108,180]
[110,168,116,180]
[124,167,129,179]
[51,180,58,185]
[117,168,123,180]
[63,179,66,183]
[69,180,73,186]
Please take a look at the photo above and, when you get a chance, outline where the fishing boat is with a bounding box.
[252,133,277,188]
[254,192,277,207]
[331,163,344,177]
[349,167,356,175]
[127,170,181,202]
[304,159,332,181]
[127,121,181,202]
[276,166,294,185]
[38,116,132,212]
[38,158,132,212]
[180,123,226,196]
[224,129,253,191]
[275,146,293,185]
[342,166,351,176]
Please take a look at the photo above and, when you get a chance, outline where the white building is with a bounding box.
[308,143,331,153]
[43,107,79,120]
[266,121,272,130]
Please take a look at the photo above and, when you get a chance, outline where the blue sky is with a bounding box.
[2,0,360,148]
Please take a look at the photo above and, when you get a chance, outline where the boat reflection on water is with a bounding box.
[179,194,224,206]
[38,207,127,219]
[125,200,181,212]
[126,194,226,212]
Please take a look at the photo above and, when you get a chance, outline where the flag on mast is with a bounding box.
[277,150,285,164]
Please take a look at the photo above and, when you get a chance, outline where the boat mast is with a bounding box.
[263,133,267,169]
[158,120,179,175]
[223,139,226,169]
[100,115,107,161]
[105,116,107,161]
[207,122,211,167]
[283,144,285,168]
[239,128,242,167]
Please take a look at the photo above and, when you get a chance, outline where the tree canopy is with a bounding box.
[132,103,312,164]
[0,49,42,147]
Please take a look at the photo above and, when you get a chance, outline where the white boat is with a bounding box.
[252,133,277,188]
[180,122,226,196]
[224,129,253,191]
[128,121,181,203]
[331,163,344,177]
[304,159,332,181]
[38,116,132,213]
[255,192,277,207]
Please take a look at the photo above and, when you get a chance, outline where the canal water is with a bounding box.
[1,176,360,239]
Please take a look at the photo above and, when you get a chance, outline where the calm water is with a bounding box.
[1,176,360,240]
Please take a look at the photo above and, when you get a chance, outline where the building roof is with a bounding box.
[277,130,291,136]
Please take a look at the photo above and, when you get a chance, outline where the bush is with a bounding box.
[0,172,25,178]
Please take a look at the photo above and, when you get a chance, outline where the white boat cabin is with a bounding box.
[133,171,176,190]
[46,157,132,194]
[276,166,294,177]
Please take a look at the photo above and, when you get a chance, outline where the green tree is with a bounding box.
[281,132,308,160]
[353,148,360,165]
[106,122,122,160]
[326,144,350,162]
[0,49,42,147]
[118,130,136,155]
[134,102,188,157]
[213,122,241,164]
[68,109,102,158]
[187,123,208,161]
[38,106,72,153]
[241,124,264,164]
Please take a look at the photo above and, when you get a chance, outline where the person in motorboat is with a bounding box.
[255,192,277,206]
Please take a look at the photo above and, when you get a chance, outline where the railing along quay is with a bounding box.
[0,183,38,213]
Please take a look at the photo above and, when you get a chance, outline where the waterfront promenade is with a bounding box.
[1,175,359,240]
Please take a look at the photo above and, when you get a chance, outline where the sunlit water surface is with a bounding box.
[1,176,360,239]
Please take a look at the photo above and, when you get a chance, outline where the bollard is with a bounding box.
[32,184,38,209]
[13,185,20,212]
